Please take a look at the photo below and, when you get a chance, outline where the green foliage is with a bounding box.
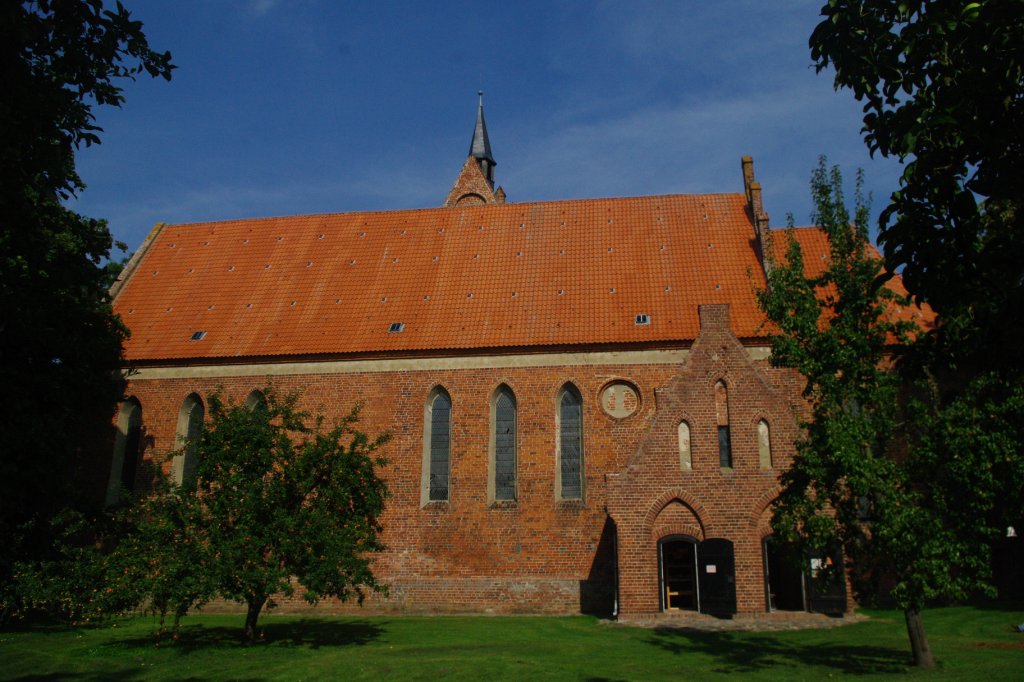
[760,160,911,569]
[132,389,390,640]
[808,4,1024,664]
[811,0,1024,352]
[759,159,997,667]
[0,0,173,615]
[810,0,1024,529]
[8,508,147,625]
[110,480,217,630]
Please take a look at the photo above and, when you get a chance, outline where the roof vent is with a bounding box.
[635,314,651,326]
[388,322,405,333]
[190,331,207,341]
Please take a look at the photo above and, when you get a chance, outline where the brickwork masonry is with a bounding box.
[112,305,810,617]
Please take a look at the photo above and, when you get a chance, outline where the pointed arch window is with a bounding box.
[678,421,692,470]
[757,419,772,469]
[492,386,517,501]
[244,389,267,412]
[558,384,584,500]
[172,394,204,487]
[714,381,732,468]
[106,399,142,505]
[423,388,452,503]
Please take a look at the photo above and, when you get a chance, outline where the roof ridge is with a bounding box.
[156,192,749,230]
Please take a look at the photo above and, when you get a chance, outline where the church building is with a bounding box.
[103,96,855,618]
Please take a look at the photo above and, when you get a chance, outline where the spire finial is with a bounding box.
[468,91,495,171]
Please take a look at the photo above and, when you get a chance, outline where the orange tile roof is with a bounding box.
[769,227,935,331]
[113,193,783,362]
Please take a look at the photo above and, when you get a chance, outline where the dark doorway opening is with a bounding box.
[807,544,847,615]
[763,536,805,611]
[659,537,737,616]
[659,537,698,611]
[698,538,737,617]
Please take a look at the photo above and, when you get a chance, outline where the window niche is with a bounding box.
[422,387,452,504]
[244,389,267,411]
[557,383,584,500]
[714,380,732,468]
[106,398,143,506]
[678,421,692,470]
[490,385,517,502]
[600,380,640,419]
[172,393,204,487]
[757,419,772,470]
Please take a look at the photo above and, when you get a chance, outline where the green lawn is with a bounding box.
[1,605,1022,681]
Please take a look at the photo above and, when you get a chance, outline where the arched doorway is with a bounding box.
[659,536,737,615]
[659,536,698,611]
[762,537,847,614]
[763,536,805,611]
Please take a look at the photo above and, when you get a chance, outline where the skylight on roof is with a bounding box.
[388,322,405,333]
[190,331,207,341]
[635,314,651,326]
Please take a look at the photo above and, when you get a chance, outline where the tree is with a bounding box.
[810,0,1024,337]
[146,390,390,642]
[109,481,217,633]
[0,0,173,617]
[810,0,1024,530]
[760,160,993,668]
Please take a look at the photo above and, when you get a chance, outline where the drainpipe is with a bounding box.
[612,524,619,618]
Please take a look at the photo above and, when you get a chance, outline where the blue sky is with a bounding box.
[69,0,902,254]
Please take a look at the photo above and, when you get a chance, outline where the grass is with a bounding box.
[1,604,1022,681]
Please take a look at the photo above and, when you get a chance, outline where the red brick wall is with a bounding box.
[110,306,809,617]
[117,360,674,614]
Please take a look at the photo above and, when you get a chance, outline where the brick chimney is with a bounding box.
[741,156,772,274]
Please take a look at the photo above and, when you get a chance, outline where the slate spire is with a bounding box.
[469,90,496,183]
[442,92,505,207]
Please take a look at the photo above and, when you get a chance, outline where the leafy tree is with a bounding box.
[151,390,390,641]
[810,0,1024,331]
[760,160,994,668]
[9,508,147,626]
[109,482,217,633]
[0,0,173,617]
[810,0,1024,530]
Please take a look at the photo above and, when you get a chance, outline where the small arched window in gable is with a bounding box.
[423,388,452,503]
[678,421,692,470]
[757,419,772,470]
[558,384,584,500]
[492,386,517,501]
[714,380,732,468]
[172,393,204,487]
[106,399,143,505]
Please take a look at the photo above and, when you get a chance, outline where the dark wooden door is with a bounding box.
[698,538,737,617]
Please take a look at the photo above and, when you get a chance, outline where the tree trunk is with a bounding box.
[244,596,265,643]
[904,607,935,669]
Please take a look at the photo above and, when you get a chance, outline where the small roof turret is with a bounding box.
[469,90,495,167]
[443,92,505,206]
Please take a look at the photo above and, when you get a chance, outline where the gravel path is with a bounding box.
[610,611,871,632]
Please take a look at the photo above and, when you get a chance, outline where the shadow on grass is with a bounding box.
[109,618,385,654]
[969,598,1024,612]
[647,628,908,676]
[6,671,155,675]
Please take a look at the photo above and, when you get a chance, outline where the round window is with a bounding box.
[600,381,640,418]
